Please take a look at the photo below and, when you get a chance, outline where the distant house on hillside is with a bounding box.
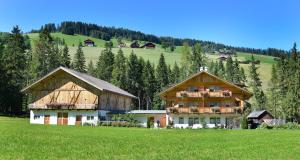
[218,54,229,61]
[84,39,95,47]
[118,42,126,48]
[140,42,156,49]
[130,41,140,48]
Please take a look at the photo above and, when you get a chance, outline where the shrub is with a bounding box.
[83,122,94,126]
[241,116,248,129]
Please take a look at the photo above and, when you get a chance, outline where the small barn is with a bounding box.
[218,54,229,61]
[130,41,140,48]
[247,110,274,129]
[84,39,95,47]
[140,42,156,49]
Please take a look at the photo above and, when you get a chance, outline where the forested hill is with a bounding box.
[32,21,287,57]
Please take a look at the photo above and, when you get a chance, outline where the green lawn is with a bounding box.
[0,117,299,160]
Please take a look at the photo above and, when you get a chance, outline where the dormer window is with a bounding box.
[209,86,221,91]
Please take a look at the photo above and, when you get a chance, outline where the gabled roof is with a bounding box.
[21,67,136,98]
[247,110,273,118]
[159,71,252,99]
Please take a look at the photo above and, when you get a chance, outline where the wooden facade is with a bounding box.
[22,67,134,111]
[160,71,252,116]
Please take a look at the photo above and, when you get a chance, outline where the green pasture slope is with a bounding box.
[26,32,275,90]
[0,117,299,160]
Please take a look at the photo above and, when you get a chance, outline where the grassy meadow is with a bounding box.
[0,117,300,160]
[26,32,275,90]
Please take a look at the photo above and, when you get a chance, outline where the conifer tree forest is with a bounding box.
[0,26,299,122]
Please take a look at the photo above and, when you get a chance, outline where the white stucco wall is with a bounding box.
[172,115,227,129]
[133,114,166,128]
[30,110,98,125]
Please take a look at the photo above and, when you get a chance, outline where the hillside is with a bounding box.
[26,32,275,90]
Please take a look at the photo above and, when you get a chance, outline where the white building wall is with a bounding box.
[30,110,98,125]
[172,115,228,129]
[133,114,165,128]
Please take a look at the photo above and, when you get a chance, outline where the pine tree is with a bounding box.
[167,65,173,84]
[1,26,27,114]
[61,44,71,68]
[172,62,181,83]
[96,47,114,81]
[190,43,206,74]
[156,53,169,90]
[111,49,127,89]
[49,44,62,70]
[73,42,86,72]
[181,42,191,79]
[232,58,241,84]
[249,54,266,110]
[143,60,157,110]
[268,64,281,118]
[126,51,142,109]
[225,56,234,82]
[217,60,225,79]
[87,60,96,76]
[32,28,54,78]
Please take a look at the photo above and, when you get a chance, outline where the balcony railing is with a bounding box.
[176,90,232,98]
[168,106,242,114]
[28,103,98,110]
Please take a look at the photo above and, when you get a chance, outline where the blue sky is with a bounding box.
[0,0,299,50]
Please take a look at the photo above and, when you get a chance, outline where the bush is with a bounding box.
[241,116,248,129]
[259,122,300,130]
[258,123,273,129]
[83,122,94,126]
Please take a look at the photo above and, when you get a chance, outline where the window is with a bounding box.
[87,116,94,121]
[210,117,220,124]
[209,86,221,91]
[209,102,220,107]
[34,115,40,120]
[188,117,200,126]
[179,117,184,124]
[178,102,184,107]
[187,86,198,92]
[187,102,198,107]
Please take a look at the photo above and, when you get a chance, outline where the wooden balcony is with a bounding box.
[168,106,242,114]
[28,103,98,110]
[176,90,232,98]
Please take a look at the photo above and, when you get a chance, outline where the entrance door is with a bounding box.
[75,115,82,125]
[57,112,68,125]
[63,113,68,125]
[44,115,50,124]
[160,115,166,128]
[57,112,63,125]
[147,117,154,128]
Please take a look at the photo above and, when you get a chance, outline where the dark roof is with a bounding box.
[247,110,272,118]
[84,39,94,43]
[21,67,136,98]
[140,42,156,48]
[127,110,166,114]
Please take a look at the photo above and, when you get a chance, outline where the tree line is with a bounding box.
[32,21,287,56]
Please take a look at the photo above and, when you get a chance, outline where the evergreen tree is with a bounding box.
[268,64,281,118]
[167,65,173,84]
[49,44,62,70]
[96,46,114,81]
[156,53,169,90]
[111,49,127,89]
[32,28,54,78]
[217,60,225,79]
[249,54,266,110]
[126,51,142,109]
[225,56,234,82]
[190,43,206,74]
[172,62,181,83]
[239,67,247,84]
[143,60,157,110]
[1,26,27,114]
[61,44,71,68]
[87,60,96,76]
[73,42,86,72]
[232,58,241,84]
[181,42,191,79]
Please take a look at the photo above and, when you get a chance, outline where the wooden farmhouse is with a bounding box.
[140,42,156,49]
[21,67,136,125]
[84,39,95,47]
[160,71,252,129]
[247,110,274,129]
[130,41,140,48]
